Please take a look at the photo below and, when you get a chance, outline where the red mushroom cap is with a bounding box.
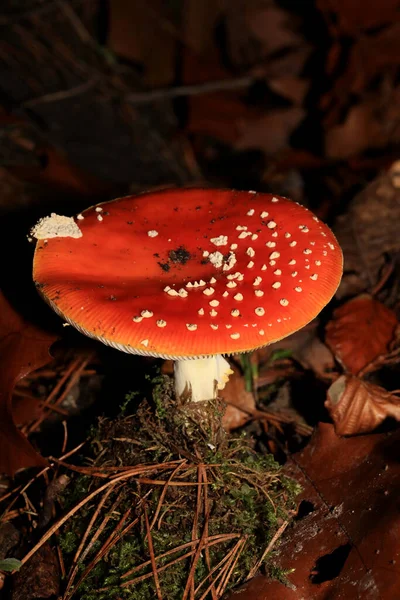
[32,189,343,358]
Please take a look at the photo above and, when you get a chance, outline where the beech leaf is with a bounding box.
[325,294,398,375]
[0,291,57,475]
[224,423,400,599]
[326,375,400,435]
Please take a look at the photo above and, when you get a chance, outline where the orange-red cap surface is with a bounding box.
[33,189,343,358]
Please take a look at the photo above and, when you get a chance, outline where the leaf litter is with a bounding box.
[225,422,400,599]
[1,1,400,598]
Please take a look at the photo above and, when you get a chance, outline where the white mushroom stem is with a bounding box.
[174,355,234,403]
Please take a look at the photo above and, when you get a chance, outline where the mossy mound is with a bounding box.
[58,376,300,599]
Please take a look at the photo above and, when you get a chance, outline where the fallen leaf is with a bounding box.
[0,291,57,475]
[222,403,251,432]
[268,76,309,105]
[235,108,305,156]
[325,101,392,159]
[226,1,309,73]
[220,363,256,431]
[224,423,400,599]
[10,146,112,198]
[318,0,400,36]
[108,0,177,87]
[326,375,400,435]
[320,16,400,128]
[334,161,400,300]
[258,320,336,381]
[11,543,59,600]
[325,294,398,375]
[183,1,309,151]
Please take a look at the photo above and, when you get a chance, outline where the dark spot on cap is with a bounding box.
[195,206,201,210]
[158,262,170,272]
[109,295,117,301]
[127,221,133,225]
[153,253,160,258]
[169,246,191,264]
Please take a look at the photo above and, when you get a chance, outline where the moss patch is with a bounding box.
[58,376,300,599]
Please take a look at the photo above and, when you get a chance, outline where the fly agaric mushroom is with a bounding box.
[31,189,342,403]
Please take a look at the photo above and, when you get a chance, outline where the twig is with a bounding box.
[150,462,185,530]
[246,520,289,580]
[370,259,395,296]
[196,540,244,600]
[61,421,68,455]
[20,469,148,567]
[12,390,69,416]
[217,537,248,597]
[132,477,211,487]
[51,458,185,477]
[358,345,400,377]
[63,486,121,597]
[64,508,136,600]
[22,76,99,108]
[144,504,163,600]
[125,76,254,104]
[26,356,88,433]
[181,516,209,600]
[120,534,240,583]
[199,464,217,600]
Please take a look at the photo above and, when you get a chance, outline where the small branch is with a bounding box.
[125,76,254,104]
[246,520,290,581]
[22,77,99,108]
[144,504,163,600]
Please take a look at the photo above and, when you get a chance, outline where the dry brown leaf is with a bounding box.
[325,294,398,375]
[108,0,177,87]
[257,320,336,380]
[235,108,305,156]
[12,543,59,600]
[318,0,400,37]
[326,375,400,435]
[334,161,400,300]
[183,0,227,55]
[268,76,309,105]
[183,1,309,151]
[319,12,400,125]
[325,100,398,159]
[224,423,400,599]
[0,291,57,475]
[225,0,309,73]
[222,403,251,432]
[220,363,256,431]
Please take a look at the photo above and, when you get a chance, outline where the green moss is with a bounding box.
[120,390,140,416]
[59,530,79,555]
[58,376,300,599]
